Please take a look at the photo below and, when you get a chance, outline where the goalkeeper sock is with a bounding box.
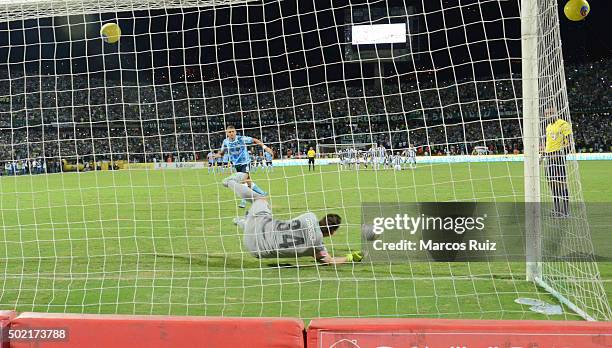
[250,183,267,196]
[561,188,570,215]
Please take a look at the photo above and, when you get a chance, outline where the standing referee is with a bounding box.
[307,146,316,171]
[544,107,572,217]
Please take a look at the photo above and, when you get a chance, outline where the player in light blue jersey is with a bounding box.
[207,151,216,174]
[263,150,273,172]
[222,152,230,173]
[216,125,274,208]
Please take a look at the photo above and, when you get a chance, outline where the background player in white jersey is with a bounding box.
[392,152,403,171]
[406,144,417,169]
[384,149,391,170]
[222,172,362,265]
[338,149,347,170]
[355,151,364,170]
[346,149,353,169]
[347,148,355,169]
[364,147,372,169]
[369,146,376,170]
[374,144,386,170]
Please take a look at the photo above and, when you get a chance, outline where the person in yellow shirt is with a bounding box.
[544,107,572,216]
[307,146,316,171]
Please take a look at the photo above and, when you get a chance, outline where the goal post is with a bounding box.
[521,0,542,283]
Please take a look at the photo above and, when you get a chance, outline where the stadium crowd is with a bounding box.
[0,59,609,174]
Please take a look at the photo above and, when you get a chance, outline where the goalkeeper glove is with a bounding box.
[345,251,363,262]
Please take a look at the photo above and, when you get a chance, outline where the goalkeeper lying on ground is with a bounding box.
[223,172,362,265]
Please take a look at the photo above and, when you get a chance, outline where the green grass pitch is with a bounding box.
[0,161,610,320]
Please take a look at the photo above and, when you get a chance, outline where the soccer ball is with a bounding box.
[564,0,590,21]
[100,23,121,43]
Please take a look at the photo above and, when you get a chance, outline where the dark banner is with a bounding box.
[361,202,611,262]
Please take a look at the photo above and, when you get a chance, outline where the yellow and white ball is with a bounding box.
[564,0,590,21]
[100,22,121,43]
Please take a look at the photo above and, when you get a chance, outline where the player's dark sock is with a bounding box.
[552,184,570,216]
[560,188,570,215]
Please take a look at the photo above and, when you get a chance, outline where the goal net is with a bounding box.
[0,0,609,321]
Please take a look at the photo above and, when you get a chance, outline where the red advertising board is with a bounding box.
[308,318,612,348]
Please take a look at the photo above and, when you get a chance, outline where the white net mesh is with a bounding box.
[0,0,609,320]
